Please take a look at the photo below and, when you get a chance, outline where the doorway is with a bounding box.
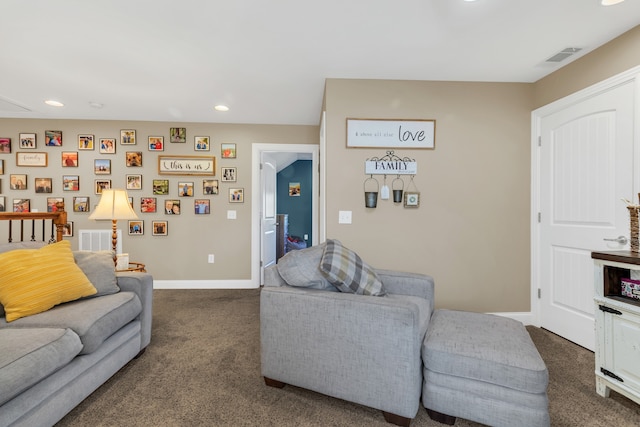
[251,143,320,286]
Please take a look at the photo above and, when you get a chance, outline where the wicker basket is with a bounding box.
[629,206,640,253]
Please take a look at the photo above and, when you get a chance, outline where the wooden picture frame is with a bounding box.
[152,220,168,236]
[120,129,136,145]
[62,152,78,167]
[203,179,218,195]
[158,155,215,176]
[346,118,436,149]
[221,167,236,182]
[164,199,181,215]
[99,138,116,154]
[0,138,11,153]
[0,159,4,174]
[148,136,164,151]
[13,198,30,212]
[35,177,52,193]
[73,196,90,212]
[170,127,186,143]
[16,152,47,167]
[194,199,210,214]
[141,197,157,213]
[194,136,210,151]
[221,143,236,158]
[404,192,420,208]
[178,181,194,197]
[95,179,111,194]
[126,151,143,167]
[62,221,74,237]
[229,188,244,203]
[128,220,144,235]
[45,130,62,146]
[94,159,111,175]
[10,174,27,190]
[0,196,4,212]
[19,133,37,149]
[153,179,169,195]
[126,174,142,190]
[63,175,79,191]
[47,197,65,212]
[78,134,95,150]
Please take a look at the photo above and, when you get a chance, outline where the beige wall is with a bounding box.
[0,119,317,280]
[323,79,534,312]
[534,24,640,108]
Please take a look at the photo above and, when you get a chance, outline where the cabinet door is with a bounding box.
[608,308,640,391]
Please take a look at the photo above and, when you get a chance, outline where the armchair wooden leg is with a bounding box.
[426,408,456,425]
[264,377,286,388]
[382,411,412,427]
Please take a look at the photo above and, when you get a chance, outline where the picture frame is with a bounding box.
[16,152,47,167]
[289,182,300,196]
[346,118,436,149]
[45,130,62,146]
[10,174,27,190]
[0,159,4,174]
[170,127,186,143]
[404,192,420,208]
[164,199,181,215]
[126,151,143,167]
[194,199,210,214]
[148,136,164,151]
[221,167,236,182]
[73,196,90,212]
[63,175,80,191]
[126,174,142,190]
[229,188,244,203]
[13,198,30,212]
[152,220,168,236]
[178,181,194,197]
[141,197,157,213]
[221,143,236,159]
[203,179,218,195]
[194,136,210,151]
[153,179,169,195]
[99,138,116,154]
[128,220,144,235]
[47,197,65,212]
[0,138,11,153]
[78,134,95,150]
[95,179,111,194]
[35,177,52,193]
[19,133,37,149]
[0,196,4,212]
[94,159,111,175]
[158,155,216,176]
[62,221,74,237]
[120,129,136,145]
[62,152,78,167]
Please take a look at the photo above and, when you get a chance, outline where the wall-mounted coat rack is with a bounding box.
[363,151,420,208]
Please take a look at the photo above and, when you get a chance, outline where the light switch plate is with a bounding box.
[227,210,237,219]
[338,210,352,224]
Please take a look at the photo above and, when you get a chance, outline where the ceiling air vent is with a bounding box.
[545,47,583,63]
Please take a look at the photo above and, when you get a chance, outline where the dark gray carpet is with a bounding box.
[56,289,640,426]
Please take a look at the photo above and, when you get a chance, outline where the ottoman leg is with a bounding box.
[382,411,411,427]
[263,377,286,388]
[426,408,456,425]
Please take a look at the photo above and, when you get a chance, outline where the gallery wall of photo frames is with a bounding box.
[0,128,244,237]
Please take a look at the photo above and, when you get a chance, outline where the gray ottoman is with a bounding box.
[422,310,550,427]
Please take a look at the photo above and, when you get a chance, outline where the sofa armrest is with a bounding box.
[116,272,153,350]
[263,264,287,287]
[375,269,434,312]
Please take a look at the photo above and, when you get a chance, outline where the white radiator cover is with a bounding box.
[78,229,122,254]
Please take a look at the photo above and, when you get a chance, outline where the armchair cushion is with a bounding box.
[320,239,386,296]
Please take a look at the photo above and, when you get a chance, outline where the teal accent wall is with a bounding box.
[277,160,312,244]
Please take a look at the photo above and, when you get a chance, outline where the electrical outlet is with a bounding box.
[208,254,215,263]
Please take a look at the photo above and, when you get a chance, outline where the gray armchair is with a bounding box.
[260,253,434,427]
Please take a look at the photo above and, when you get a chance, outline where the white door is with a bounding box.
[261,153,278,284]
[538,81,635,350]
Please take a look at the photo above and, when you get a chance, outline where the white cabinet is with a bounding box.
[593,251,640,405]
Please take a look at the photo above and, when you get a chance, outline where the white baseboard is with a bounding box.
[153,280,258,289]
[487,311,535,326]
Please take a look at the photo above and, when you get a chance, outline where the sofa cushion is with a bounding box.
[319,239,386,296]
[1,292,142,355]
[276,243,336,291]
[0,327,82,406]
[74,250,120,297]
[0,241,97,322]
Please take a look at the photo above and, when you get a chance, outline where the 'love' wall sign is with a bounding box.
[346,118,435,149]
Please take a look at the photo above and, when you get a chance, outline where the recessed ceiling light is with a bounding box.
[44,99,64,107]
[214,105,229,112]
[601,0,624,5]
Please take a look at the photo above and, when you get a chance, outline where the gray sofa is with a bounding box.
[260,241,434,426]
[0,247,153,427]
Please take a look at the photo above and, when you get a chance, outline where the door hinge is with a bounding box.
[601,368,624,382]
[260,260,263,267]
[260,163,263,170]
[599,305,622,315]
[538,212,541,223]
[537,288,541,299]
[538,136,542,147]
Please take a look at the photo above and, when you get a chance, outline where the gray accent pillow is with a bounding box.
[73,251,120,297]
[276,243,337,291]
[320,239,386,296]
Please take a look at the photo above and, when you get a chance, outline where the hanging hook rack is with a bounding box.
[364,150,418,176]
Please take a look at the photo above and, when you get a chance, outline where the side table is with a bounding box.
[116,262,146,273]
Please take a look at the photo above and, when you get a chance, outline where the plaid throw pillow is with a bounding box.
[319,239,386,296]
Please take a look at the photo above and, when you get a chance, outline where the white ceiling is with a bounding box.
[1,0,639,126]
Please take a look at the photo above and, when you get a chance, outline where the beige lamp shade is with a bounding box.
[89,189,138,220]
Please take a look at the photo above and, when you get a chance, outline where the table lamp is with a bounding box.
[88,189,138,263]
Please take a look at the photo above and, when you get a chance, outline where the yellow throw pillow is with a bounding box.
[0,240,97,322]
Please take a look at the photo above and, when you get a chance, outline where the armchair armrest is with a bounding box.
[376,269,434,313]
[117,272,153,350]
